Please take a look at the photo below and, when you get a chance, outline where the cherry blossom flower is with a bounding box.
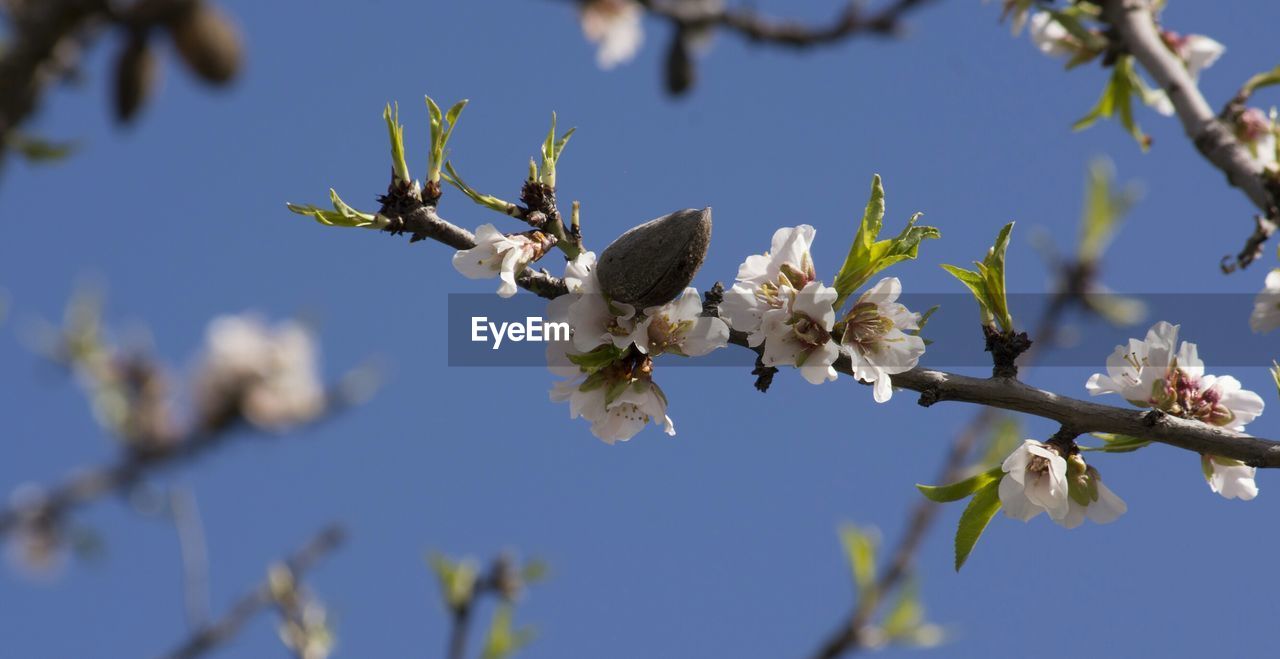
[1163,31,1225,80]
[1087,321,1264,432]
[579,0,644,70]
[1202,454,1259,501]
[635,288,729,357]
[1028,12,1076,59]
[759,281,841,385]
[1060,455,1127,529]
[720,225,816,343]
[838,277,926,402]
[192,314,325,432]
[452,225,553,298]
[1250,269,1280,334]
[546,339,673,444]
[1085,320,1184,406]
[998,440,1070,522]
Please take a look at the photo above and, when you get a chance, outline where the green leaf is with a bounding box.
[833,175,939,307]
[427,552,479,610]
[286,189,386,229]
[521,558,550,584]
[425,95,468,184]
[537,112,576,188]
[1240,64,1280,98]
[566,344,624,373]
[917,465,1003,503]
[1073,56,1153,151]
[1082,433,1151,453]
[384,103,411,184]
[954,479,1002,571]
[838,524,878,596]
[481,605,536,659]
[442,161,516,214]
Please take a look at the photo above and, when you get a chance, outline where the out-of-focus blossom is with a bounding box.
[580,0,644,69]
[192,314,325,432]
[1249,269,1280,334]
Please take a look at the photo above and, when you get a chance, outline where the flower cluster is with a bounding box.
[547,251,729,443]
[1087,321,1265,499]
[720,226,926,399]
[999,440,1126,528]
[192,314,326,432]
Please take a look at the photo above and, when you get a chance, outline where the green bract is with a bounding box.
[384,102,410,184]
[442,161,516,215]
[832,174,940,308]
[940,222,1015,333]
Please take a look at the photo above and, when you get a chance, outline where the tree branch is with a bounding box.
[1101,0,1280,271]
[155,524,345,659]
[381,196,1280,468]
[636,0,938,47]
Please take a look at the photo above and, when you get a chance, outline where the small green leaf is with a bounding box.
[917,465,1003,503]
[537,112,576,188]
[566,344,624,373]
[442,161,516,214]
[427,552,479,610]
[286,189,386,229]
[833,175,939,307]
[954,479,1002,571]
[384,102,411,184]
[1078,158,1140,261]
[1073,56,1153,151]
[425,95,468,184]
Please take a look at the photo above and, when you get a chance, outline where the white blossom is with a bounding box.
[1173,33,1225,80]
[1250,269,1280,334]
[546,338,674,444]
[759,281,841,385]
[452,224,548,298]
[1202,454,1259,501]
[998,440,1070,522]
[1087,321,1264,431]
[1028,12,1076,59]
[1085,320,1184,406]
[838,277,926,402]
[192,314,325,432]
[580,0,644,70]
[1235,108,1279,172]
[719,225,817,343]
[635,287,729,357]
[1059,458,1127,529]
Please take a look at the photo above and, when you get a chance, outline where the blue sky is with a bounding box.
[2,1,1279,657]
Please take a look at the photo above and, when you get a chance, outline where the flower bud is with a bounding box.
[597,207,712,308]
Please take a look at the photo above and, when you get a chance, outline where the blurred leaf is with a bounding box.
[917,465,1003,503]
[1073,56,1153,151]
[427,552,478,610]
[954,479,1001,571]
[1082,433,1152,453]
[481,605,536,659]
[1082,291,1147,327]
[521,558,550,584]
[976,416,1022,471]
[1241,64,1280,97]
[1078,158,1141,262]
[6,132,79,162]
[833,175,940,308]
[838,523,878,596]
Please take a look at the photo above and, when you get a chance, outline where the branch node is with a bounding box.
[983,326,1033,379]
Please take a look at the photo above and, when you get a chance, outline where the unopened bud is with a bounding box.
[113,32,158,124]
[167,2,243,85]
